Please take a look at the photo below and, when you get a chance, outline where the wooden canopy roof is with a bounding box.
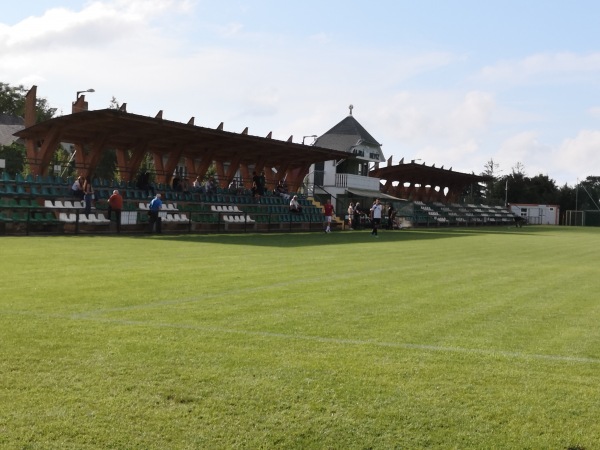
[15,90,350,191]
[371,160,491,203]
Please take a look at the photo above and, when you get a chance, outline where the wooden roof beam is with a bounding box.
[36,126,63,177]
[82,134,110,178]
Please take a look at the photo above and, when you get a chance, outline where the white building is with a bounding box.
[510,203,560,225]
[306,107,399,210]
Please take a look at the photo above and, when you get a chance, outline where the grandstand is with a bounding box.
[0,172,329,235]
[0,86,520,235]
[0,171,519,235]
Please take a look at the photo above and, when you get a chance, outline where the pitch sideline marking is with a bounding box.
[4,309,599,365]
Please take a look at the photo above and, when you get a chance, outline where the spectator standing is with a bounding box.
[370,198,383,237]
[353,202,361,230]
[252,172,261,202]
[71,176,84,200]
[83,177,94,215]
[258,171,266,196]
[347,202,354,230]
[107,189,123,233]
[323,199,334,233]
[148,193,163,234]
[387,203,396,230]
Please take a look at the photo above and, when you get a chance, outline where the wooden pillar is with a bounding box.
[24,86,41,176]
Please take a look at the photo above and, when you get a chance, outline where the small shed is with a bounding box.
[510,203,560,225]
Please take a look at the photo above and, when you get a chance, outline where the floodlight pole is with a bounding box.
[76,88,95,100]
[575,179,578,212]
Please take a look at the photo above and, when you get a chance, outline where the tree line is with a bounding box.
[467,158,600,220]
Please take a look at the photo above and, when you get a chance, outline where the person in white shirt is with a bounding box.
[370,198,382,236]
[347,202,354,229]
[289,195,302,213]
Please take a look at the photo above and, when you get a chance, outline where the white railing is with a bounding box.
[334,173,380,191]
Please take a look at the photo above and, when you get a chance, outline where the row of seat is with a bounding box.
[44,200,86,209]
[413,201,515,225]
[211,204,241,213]
[0,211,59,223]
[138,202,179,211]
[58,213,110,224]
[222,215,255,224]
[159,213,189,223]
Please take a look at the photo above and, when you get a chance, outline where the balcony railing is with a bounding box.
[334,173,380,190]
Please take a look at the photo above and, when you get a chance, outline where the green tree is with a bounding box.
[577,176,600,210]
[1,82,57,178]
[557,183,577,215]
[0,82,56,122]
[0,142,26,177]
[527,174,559,204]
[481,158,500,202]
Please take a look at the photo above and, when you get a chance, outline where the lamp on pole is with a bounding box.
[302,135,317,145]
[76,88,95,100]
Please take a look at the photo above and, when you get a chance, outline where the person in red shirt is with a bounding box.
[323,199,334,233]
[107,189,124,233]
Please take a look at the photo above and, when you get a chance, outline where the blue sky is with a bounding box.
[1,0,599,185]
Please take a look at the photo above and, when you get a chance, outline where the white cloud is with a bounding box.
[495,132,547,173]
[557,130,600,178]
[373,90,494,144]
[589,107,600,119]
[0,1,187,53]
[448,91,495,136]
[479,52,600,84]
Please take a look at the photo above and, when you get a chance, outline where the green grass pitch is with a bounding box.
[1,226,599,449]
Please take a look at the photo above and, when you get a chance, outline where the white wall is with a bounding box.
[510,204,559,225]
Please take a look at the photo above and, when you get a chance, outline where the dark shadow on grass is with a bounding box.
[129,226,545,248]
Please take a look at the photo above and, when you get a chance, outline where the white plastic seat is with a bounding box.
[54,200,65,209]
[96,213,110,223]
[44,200,54,208]
[139,202,149,210]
